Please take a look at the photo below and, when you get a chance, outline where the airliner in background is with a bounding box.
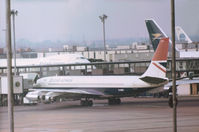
[145,19,199,58]
[24,38,169,106]
[0,53,90,67]
[175,26,192,43]
[145,19,179,52]
[146,19,199,96]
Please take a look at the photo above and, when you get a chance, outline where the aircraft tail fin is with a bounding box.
[140,38,169,84]
[145,19,179,55]
[145,19,168,51]
[175,26,192,43]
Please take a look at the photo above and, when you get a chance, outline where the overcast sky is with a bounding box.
[0,0,199,44]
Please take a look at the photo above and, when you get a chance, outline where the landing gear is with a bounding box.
[168,87,178,108]
[80,99,93,106]
[168,96,178,108]
[108,98,121,105]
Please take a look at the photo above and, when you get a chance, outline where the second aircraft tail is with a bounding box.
[145,19,168,51]
[145,19,180,53]
[175,26,192,43]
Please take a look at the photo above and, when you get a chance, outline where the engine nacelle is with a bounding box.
[25,91,40,101]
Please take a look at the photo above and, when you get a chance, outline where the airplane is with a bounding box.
[0,53,90,67]
[175,26,199,57]
[175,26,192,43]
[145,19,199,58]
[145,19,199,104]
[145,19,199,61]
[24,38,169,106]
[145,19,180,56]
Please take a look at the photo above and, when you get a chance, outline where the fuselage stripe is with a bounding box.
[152,62,166,73]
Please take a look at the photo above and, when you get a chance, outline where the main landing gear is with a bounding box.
[80,99,93,106]
[108,98,121,105]
[168,87,178,108]
[168,95,178,108]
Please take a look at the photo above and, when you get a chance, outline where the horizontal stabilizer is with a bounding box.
[140,76,168,84]
[164,77,199,89]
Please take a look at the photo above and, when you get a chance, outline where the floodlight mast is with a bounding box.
[99,14,108,62]
[11,9,18,76]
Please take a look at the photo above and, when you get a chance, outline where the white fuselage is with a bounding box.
[0,54,90,67]
[34,76,165,89]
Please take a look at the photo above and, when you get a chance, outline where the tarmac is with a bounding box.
[0,96,199,132]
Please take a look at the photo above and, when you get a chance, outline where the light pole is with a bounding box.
[171,0,177,132]
[6,0,14,132]
[11,10,18,76]
[99,14,108,62]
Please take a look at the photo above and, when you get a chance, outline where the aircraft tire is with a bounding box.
[108,98,114,105]
[81,100,93,106]
[108,98,121,105]
[80,100,85,106]
[168,96,178,108]
[88,100,93,106]
[116,98,121,104]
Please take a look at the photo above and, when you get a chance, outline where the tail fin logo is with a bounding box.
[152,33,163,41]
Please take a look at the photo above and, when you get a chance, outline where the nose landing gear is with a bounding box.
[80,99,93,106]
[168,87,178,108]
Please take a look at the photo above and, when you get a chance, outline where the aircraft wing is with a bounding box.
[164,77,199,89]
[31,88,105,96]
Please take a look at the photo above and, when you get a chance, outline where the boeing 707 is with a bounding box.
[25,38,169,106]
